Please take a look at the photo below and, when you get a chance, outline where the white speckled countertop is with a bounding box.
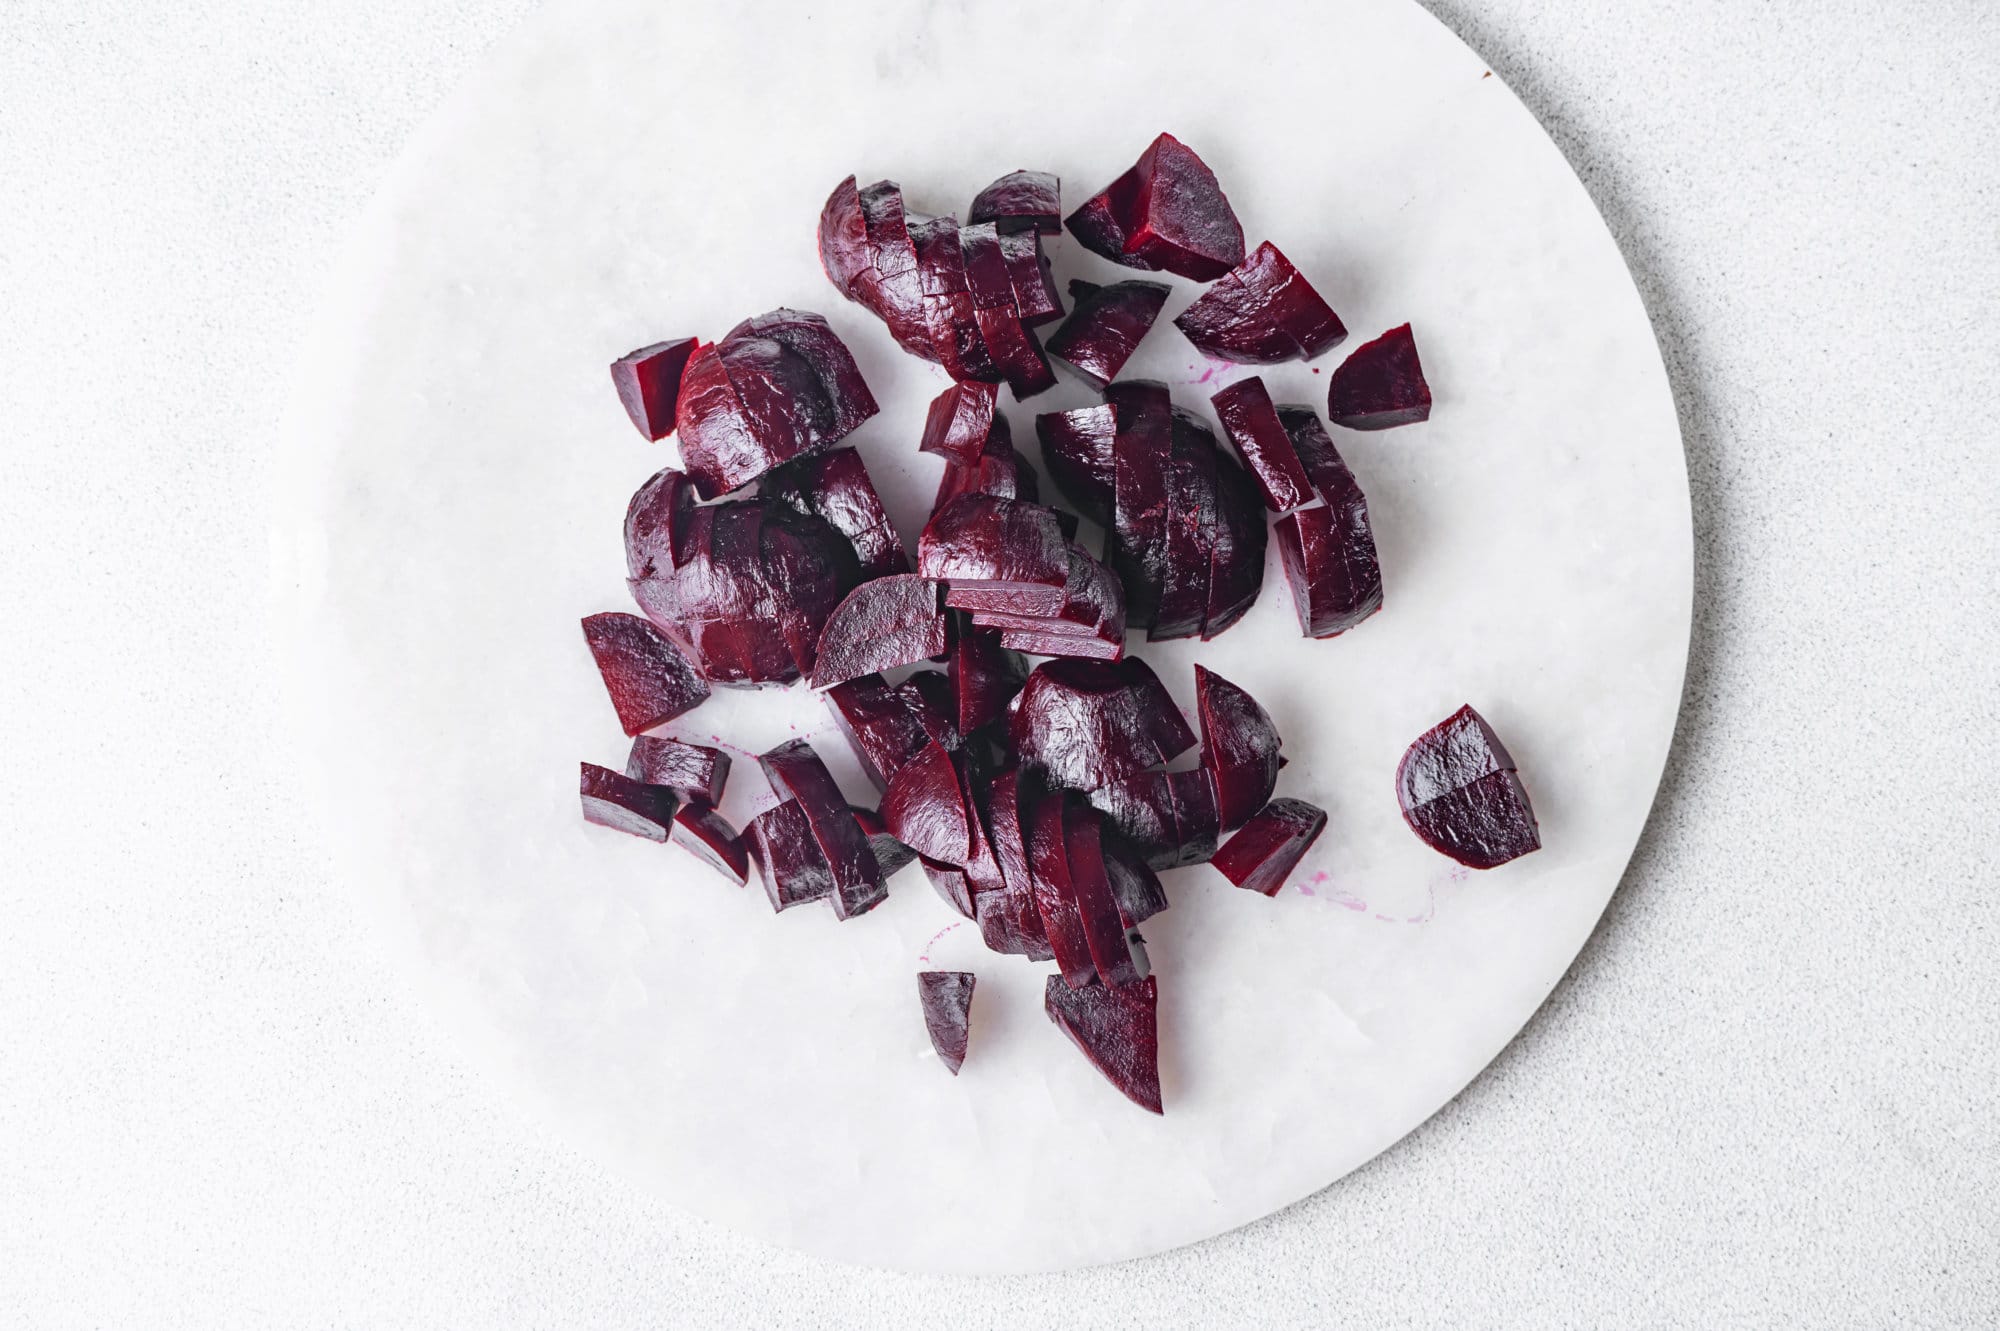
[1,2,1994,1326]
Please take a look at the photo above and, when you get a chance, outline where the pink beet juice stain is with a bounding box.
[917,920,964,965]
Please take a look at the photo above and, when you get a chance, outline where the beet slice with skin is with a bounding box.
[975,767,1055,961]
[1395,704,1539,869]
[825,674,932,789]
[961,222,1058,399]
[610,338,697,441]
[998,230,1064,327]
[1089,766,1219,870]
[1061,801,1142,987]
[1271,407,1381,636]
[933,413,1041,511]
[1211,797,1327,895]
[625,735,731,806]
[760,447,909,581]
[670,801,749,885]
[1027,794,1096,989]
[1045,279,1171,388]
[1211,376,1315,513]
[1010,657,1197,790]
[1102,825,1170,926]
[1151,407,1220,641]
[812,575,949,688]
[757,503,867,681]
[1066,133,1244,281]
[1396,704,1516,807]
[1174,241,1347,364]
[1195,665,1282,828]
[580,762,678,841]
[910,215,1001,385]
[918,494,1072,618]
[917,971,975,1074]
[922,855,977,918]
[969,170,1061,235]
[582,612,710,735]
[1034,403,1117,526]
[623,466,700,581]
[1044,973,1161,1114]
[949,617,1027,734]
[897,670,962,750]
[918,379,1001,466]
[727,309,879,444]
[818,175,872,302]
[746,799,836,913]
[851,805,917,877]
[1201,446,1268,639]
[759,739,885,919]
[881,740,973,866]
[855,180,934,359]
[1328,323,1432,429]
[1105,381,1174,630]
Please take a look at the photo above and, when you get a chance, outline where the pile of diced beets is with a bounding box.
[582,134,1540,1113]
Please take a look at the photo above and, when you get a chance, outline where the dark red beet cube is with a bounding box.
[1104,380,1175,630]
[969,170,1061,235]
[1195,665,1282,828]
[1027,794,1096,989]
[1201,447,1268,640]
[623,466,700,581]
[1211,375,1315,513]
[670,801,749,885]
[917,970,976,1075]
[825,674,934,789]
[1045,280,1171,388]
[1276,504,1383,639]
[851,805,917,878]
[910,215,1001,385]
[1328,323,1431,430]
[949,616,1027,734]
[881,740,972,866]
[1061,801,1142,987]
[919,379,1002,466]
[760,447,910,582]
[1033,403,1117,526]
[1009,657,1196,790]
[580,762,678,841]
[1174,242,1347,364]
[610,338,697,441]
[812,575,949,689]
[919,494,1072,618]
[1044,973,1161,1114]
[746,799,836,913]
[582,612,710,735]
[999,230,1064,327]
[971,546,1126,659]
[1210,797,1327,895]
[625,735,731,806]
[1395,705,1539,869]
[961,222,1058,400]
[1066,132,1245,282]
[759,739,885,919]
[1102,824,1170,926]
[1151,406,1221,642]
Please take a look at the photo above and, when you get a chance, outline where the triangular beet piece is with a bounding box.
[1210,797,1327,895]
[1200,445,1267,640]
[581,613,710,735]
[1211,375,1315,513]
[669,801,749,885]
[1328,323,1432,429]
[746,799,836,913]
[1061,801,1142,987]
[998,230,1064,327]
[1066,133,1243,282]
[580,763,678,841]
[917,971,975,1075]
[610,338,698,441]
[880,740,972,865]
[758,739,885,920]
[918,379,1001,466]
[1045,279,1170,388]
[1027,793,1096,989]
[811,575,949,688]
[969,170,1061,235]
[1033,403,1117,525]
[1195,665,1282,829]
[1174,242,1346,364]
[626,735,731,806]
[1044,973,1162,1114]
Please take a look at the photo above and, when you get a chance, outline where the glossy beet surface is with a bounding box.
[1061,802,1141,987]
[1153,407,1220,641]
[818,177,933,360]
[1066,133,1244,281]
[969,170,1061,235]
[1103,825,1171,926]
[918,380,1000,466]
[999,230,1064,327]
[1328,323,1431,429]
[1010,657,1197,790]
[811,575,948,688]
[1202,447,1268,639]
[1195,666,1282,828]
[1045,280,1171,388]
[911,215,1001,385]
[761,447,909,581]
[610,338,697,441]
[960,222,1058,399]
[851,805,917,878]
[825,674,937,789]
[759,739,885,919]
[918,495,1071,617]
[1210,797,1327,895]
[1173,242,1347,363]
[950,618,1026,734]
[976,768,1055,961]
[1211,376,1315,512]
[747,800,835,913]
[933,412,1040,511]
[1045,973,1161,1114]
[1396,705,1539,868]
[625,735,731,806]
[1033,403,1117,526]
[1105,381,1174,629]
[1089,767,1219,869]
[1273,406,1383,638]
[881,741,972,865]
[670,802,749,885]
[622,466,698,580]
[581,612,710,735]
[923,856,977,918]
[917,971,975,1075]
[580,763,678,841]
[1027,794,1095,989]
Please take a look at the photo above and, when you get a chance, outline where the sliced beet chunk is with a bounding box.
[1211,375,1315,512]
[1033,403,1117,525]
[1328,323,1431,429]
[1272,406,1381,636]
[1010,657,1197,790]
[726,307,879,442]
[817,175,873,303]
[897,670,962,750]
[881,740,973,865]
[1210,797,1327,895]
[1395,704,1539,869]
[960,222,1058,399]
[756,502,868,681]
[999,628,1123,661]
[851,179,934,359]
[917,971,975,1075]
[623,466,699,581]
[975,767,1055,961]
[922,855,977,919]
[949,616,1027,734]
[1201,446,1268,639]
[759,739,885,919]
[910,215,1001,385]
[760,447,909,581]
[1394,703,1517,809]
[826,674,936,789]
[1046,280,1171,388]
[1061,801,1142,987]
[610,338,697,441]
[918,494,1072,618]
[1044,973,1161,1114]
[1026,793,1096,989]
[933,412,1040,510]
[580,762,678,841]
[670,801,749,885]
[974,545,1126,659]
[812,574,949,688]
[1104,381,1175,630]
[969,169,1061,235]
[1102,824,1170,926]
[1151,407,1221,641]
[851,804,917,877]
[918,379,1001,466]
[998,230,1064,327]
[1089,767,1218,869]
[625,735,731,806]
[1174,242,1347,363]
[582,612,710,735]
[1195,665,1282,828]
[1066,132,1244,281]
[746,799,836,913]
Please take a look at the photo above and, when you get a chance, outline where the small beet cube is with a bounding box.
[1045,279,1171,388]
[625,735,731,806]
[1033,403,1117,525]
[1211,376,1315,513]
[998,230,1064,327]
[919,495,1072,618]
[1044,973,1161,1114]
[918,380,1002,466]
[759,739,885,919]
[1195,665,1282,828]
[760,447,910,582]
[580,762,678,841]
[1105,381,1175,630]
[969,170,1061,235]
[1201,447,1268,640]
[1066,132,1245,281]
[610,338,697,441]
[670,801,749,885]
[581,612,710,735]
[881,740,972,865]
[1026,794,1096,989]
[853,179,934,359]
[1151,407,1220,642]
[826,674,934,789]
[917,970,976,1075]
[1089,767,1218,870]
[1210,797,1327,895]
[851,805,918,877]
[1009,657,1196,790]
[812,575,949,689]
[1061,801,1142,987]
[1395,705,1539,869]
[1328,323,1431,430]
[1394,703,1517,808]
[949,616,1027,734]
[746,799,836,913]
[1174,242,1346,364]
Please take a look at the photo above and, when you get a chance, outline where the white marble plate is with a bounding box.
[275,0,1690,1273]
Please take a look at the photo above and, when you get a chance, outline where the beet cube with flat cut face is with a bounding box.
[949,617,1027,735]
[1328,323,1431,429]
[580,763,678,841]
[610,338,697,440]
[670,802,748,885]
[969,170,1061,235]
[919,379,1002,466]
[1046,280,1170,388]
[1066,132,1245,281]
[581,612,710,735]
[625,735,731,806]
[1210,797,1327,895]
[747,800,836,913]
[1174,242,1346,364]
[998,230,1064,327]
[811,575,949,689]
[917,971,976,1075]
[759,739,885,919]
[1044,973,1162,1114]
[1395,704,1539,869]
[1009,657,1196,791]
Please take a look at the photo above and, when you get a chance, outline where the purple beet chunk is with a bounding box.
[1211,376,1315,512]
[910,215,1001,385]
[917,971,975,1075]
[582,612,710,735]
[1395,704,1539,869]
[852,805,918,877]
[1000,629,1124,661]
[761,447,910,581]
[1066,133,1244,281]
[623,466,700,581]
[670,801,749,885]
[580,762,678,841]
[1163,766,1221,867]
[1044,973,1161,1114]
[812,575,949,688]
[818,176,873,303]
[961,222,1058,399]
[970,545,1123,642]
[1210,797,1327,895]
[1195,665,1282,828]
[729,308,880,443]
[855,180,934,359]
[950,616,1027,734]
[1174,241,1347,364]
[746,799,835,912]
[1275,506,1382,638]
[759,739,885,919]
[898,670,962,750]
[1045,279,1171,388]
[977,768,1055,961]
[922,855,977,919]
[1395,703,1518,808]
[881,740,972,865]
[625,735,731,806]
[918,494,1071,618]
[1064,155,1145,268]
[969,169,1061,235]
[918,379,1001,466]
[1061,801,1141,987]
[1027,794,1096,989]
[1009,657,1197,790]
[1105,381,1175,630]
[1033,403,1117,525]
[933,413,1041,511]
[1102,825,1170,926]
[998,230,1064,327]
[1201,446,1268,640]
[826,675,933,788]
[1089,767,1218,870]
[1151,407,1220,641]
[610,338,697,441]
[757,502,867,681]
[677,336,830,499]
[1328,323,1431,429]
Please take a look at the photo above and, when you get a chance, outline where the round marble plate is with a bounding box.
[276,0,1689,1273]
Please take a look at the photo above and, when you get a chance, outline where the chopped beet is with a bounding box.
[1270,406,1382,638]
[881,740,972,865]
[1089,766,1219,869]
[581,612,710,735]
[949,617,1027,734]
[1033,403,1117,525]
[976,768,1055,961]
[917,971,975,1074]
[851,804,917,877]
[961,222,1058,399]
[728,309,879,444]
[1027,794,1096,989]
[918,494,1072,618]
[746,799,836,913]
[1152,407,1220,641]
[610,338,697,441]
[918,380,1001,466]
[1066,133,1244,281]
[1174,242,1347,363]
[1195,666,1282,828]
[1395,704,1539,869]
[999,629,1123,661]
[998,230,1064,327]
[1328,323,1431,429]
[1009,657,1197,790]
[759,739,885,919]
[897,670,962,750]
[1061,801,1142,987]
[757,503,868,680]
[910,215,1001,385]
[856,180,934,359]
[969,170,1061,235]
[623,467,700,581]
[818,175,872,303]
[670,801,749,885]
[826,674,933,789]
[1105,381,1174,630]
[1211,376,1315,512]
[922,855,977,918]
[580,762,678,841]
[811,575,949,688]
[625,735,731,806]
[1202,447,1268,639]
[1102,825,1170,926]
[1045,279,1171,388]
[760,447,909,581]
[933,412,1041,511]
[1044,973,1161,1114]
[1210,797,1327,895]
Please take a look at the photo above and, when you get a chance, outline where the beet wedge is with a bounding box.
[623,466,700,580]
[919,379,1002,467]
[1091,764,1221,870]
[1273,406,1382,638]
[1061,800,1142,987]
[999,230,1064,327]
[1033,403,1117,526]
[1201,446,1268,639]
[881,740,973,866]
[1211,797,1327,895]
[582,612,710,735]
[969,169,1061,235]
[812,575,949,688]
[1395,704,1539,869]
[1328,323,1431,429]
[1046,280,1171,388]
[1174,242,1346,363]
[625,735,731,806]
[1027,793,1096,989]
[1195,666,1282,828]
[1045,973,1162,1114]
[1152,406,1220,641]
[917,971,976,1074]
[976,767,1055,961]
[759,739,885,919]
[580,763,678,841]
[910,214,1001,385]
[746,799,836,913]
[971,545,1127,660]
[761,447,909,582]
[923,855,977,919]
[670,801,749,885]
[852,805,917,878]
[949,616,1027,734]
[1211,375,1315,513]
[960,221,1058,399]
[610,338,697,441]
[826,673,940,790]
[1105,381,1174,631]
[1009,657,1197,790]
[919,494,1072,618]
[933,412,1040,511]
[1065,132,1245,281]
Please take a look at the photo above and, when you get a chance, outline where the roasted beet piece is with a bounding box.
[1102,825,1170,926]
[949,617,1027,734]
[826,674,932,789]
[918,380,1001,466]
[1045,279,1171,388]
[898,670,962,750]
[581,612,710,735]
[1328,323,1431,429]
[972,546,1127,659]
[1090,766,1220,869]
[759,503,869,680]
[1174,242,1347,363]
[917,971,975,1075]
[910,215,1001,385]
[969,169,1061,235]
[851,805,917,877]
[1210,797,1327,895]
[623,467,700,581]
[730,309,879,443]
[1105,381,1174,630]
[881,740,972,865]
[625,735,731,806]
[919,494,1072,618]
[1034,403,1117,526]
[1202,447,1268,639]
[999,230,1064,327]
[760,739,885,919]
[1195,666,1282,828]
[1061,801,1142,987]
[1272,407,1382,638]
[933,412,1040,511]
[859,180,934,359]
[812,575,949,688]
[610,338,697,441]
[1000,629,1122,661]
[922,855,977,918]
[760,447,909,581]
[670,801,749,885]
[1027,794,1096,988]
[1152,407,1220,641]
[1395,704,1539,869]
[1010,657,1197,790]
[960,222,1058,399]
[818,175,872,302]
[1045,973,1161,1114]
[631,504,810,685]
[1211,376,1315,512]
[580,762,678,841]
[746,799,835,913]
[1065,132,1244,281]
[974,768,1055,961]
